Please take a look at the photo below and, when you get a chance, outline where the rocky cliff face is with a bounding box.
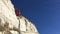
[0,0,19,29]
[0,0,39,34]
[17,16,39,34]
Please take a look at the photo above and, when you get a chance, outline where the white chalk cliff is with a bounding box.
[0,0,39,34]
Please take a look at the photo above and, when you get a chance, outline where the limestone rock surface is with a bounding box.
[17,16,39,34]
[0,0,39,34]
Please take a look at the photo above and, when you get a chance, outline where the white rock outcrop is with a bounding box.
[0,0,19,34]
[0,0,39,34]
[0,0,19,29]
[17,16,39,34]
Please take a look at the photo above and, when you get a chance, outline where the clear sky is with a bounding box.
[11,0,60,34]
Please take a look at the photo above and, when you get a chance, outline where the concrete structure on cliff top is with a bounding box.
[0,0,39,34]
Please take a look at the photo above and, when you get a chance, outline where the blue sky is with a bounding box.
[11,0,60,34]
